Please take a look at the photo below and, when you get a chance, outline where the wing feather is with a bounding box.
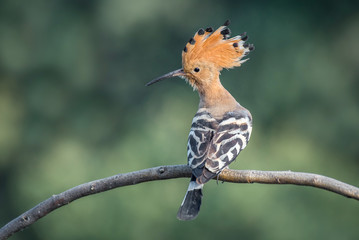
[205,112,252,175]
[187,109,217,176]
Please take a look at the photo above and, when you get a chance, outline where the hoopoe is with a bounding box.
[146,20,254,221]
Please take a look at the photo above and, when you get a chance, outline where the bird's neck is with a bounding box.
[197,77,239,118]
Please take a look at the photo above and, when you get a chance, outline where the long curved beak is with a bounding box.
[146,68,185,86]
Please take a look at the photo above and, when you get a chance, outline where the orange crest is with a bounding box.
[182,20,254,71]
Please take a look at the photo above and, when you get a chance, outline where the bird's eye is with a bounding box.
[194,67,200,73]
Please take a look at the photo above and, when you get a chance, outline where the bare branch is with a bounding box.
[1,165,358,239]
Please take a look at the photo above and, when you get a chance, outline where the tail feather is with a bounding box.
[177,178,204,221]
[197,167,216,184]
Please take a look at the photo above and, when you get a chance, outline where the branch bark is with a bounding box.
[1,165,358,239]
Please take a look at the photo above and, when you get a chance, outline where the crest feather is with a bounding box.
[182,20,254,71]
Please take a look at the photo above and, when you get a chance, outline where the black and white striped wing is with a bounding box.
[204,112,252,177]
[187,109,217,177]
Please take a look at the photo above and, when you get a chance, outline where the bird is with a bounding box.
[146,20,254,221]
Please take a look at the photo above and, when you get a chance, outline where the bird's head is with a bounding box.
[146,20,254,92]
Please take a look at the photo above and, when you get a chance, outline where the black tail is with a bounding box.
[177,176,204,221]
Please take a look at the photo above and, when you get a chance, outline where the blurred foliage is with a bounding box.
[0,0,359,239]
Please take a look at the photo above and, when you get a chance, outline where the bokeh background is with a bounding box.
[1,0,359,239]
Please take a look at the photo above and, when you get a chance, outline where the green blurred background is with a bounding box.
[1,0,359,239]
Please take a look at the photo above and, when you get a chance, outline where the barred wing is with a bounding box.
[187,109,217,177]
[198,111,252,183]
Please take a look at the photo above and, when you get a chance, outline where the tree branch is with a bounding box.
[1,165,358,239]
